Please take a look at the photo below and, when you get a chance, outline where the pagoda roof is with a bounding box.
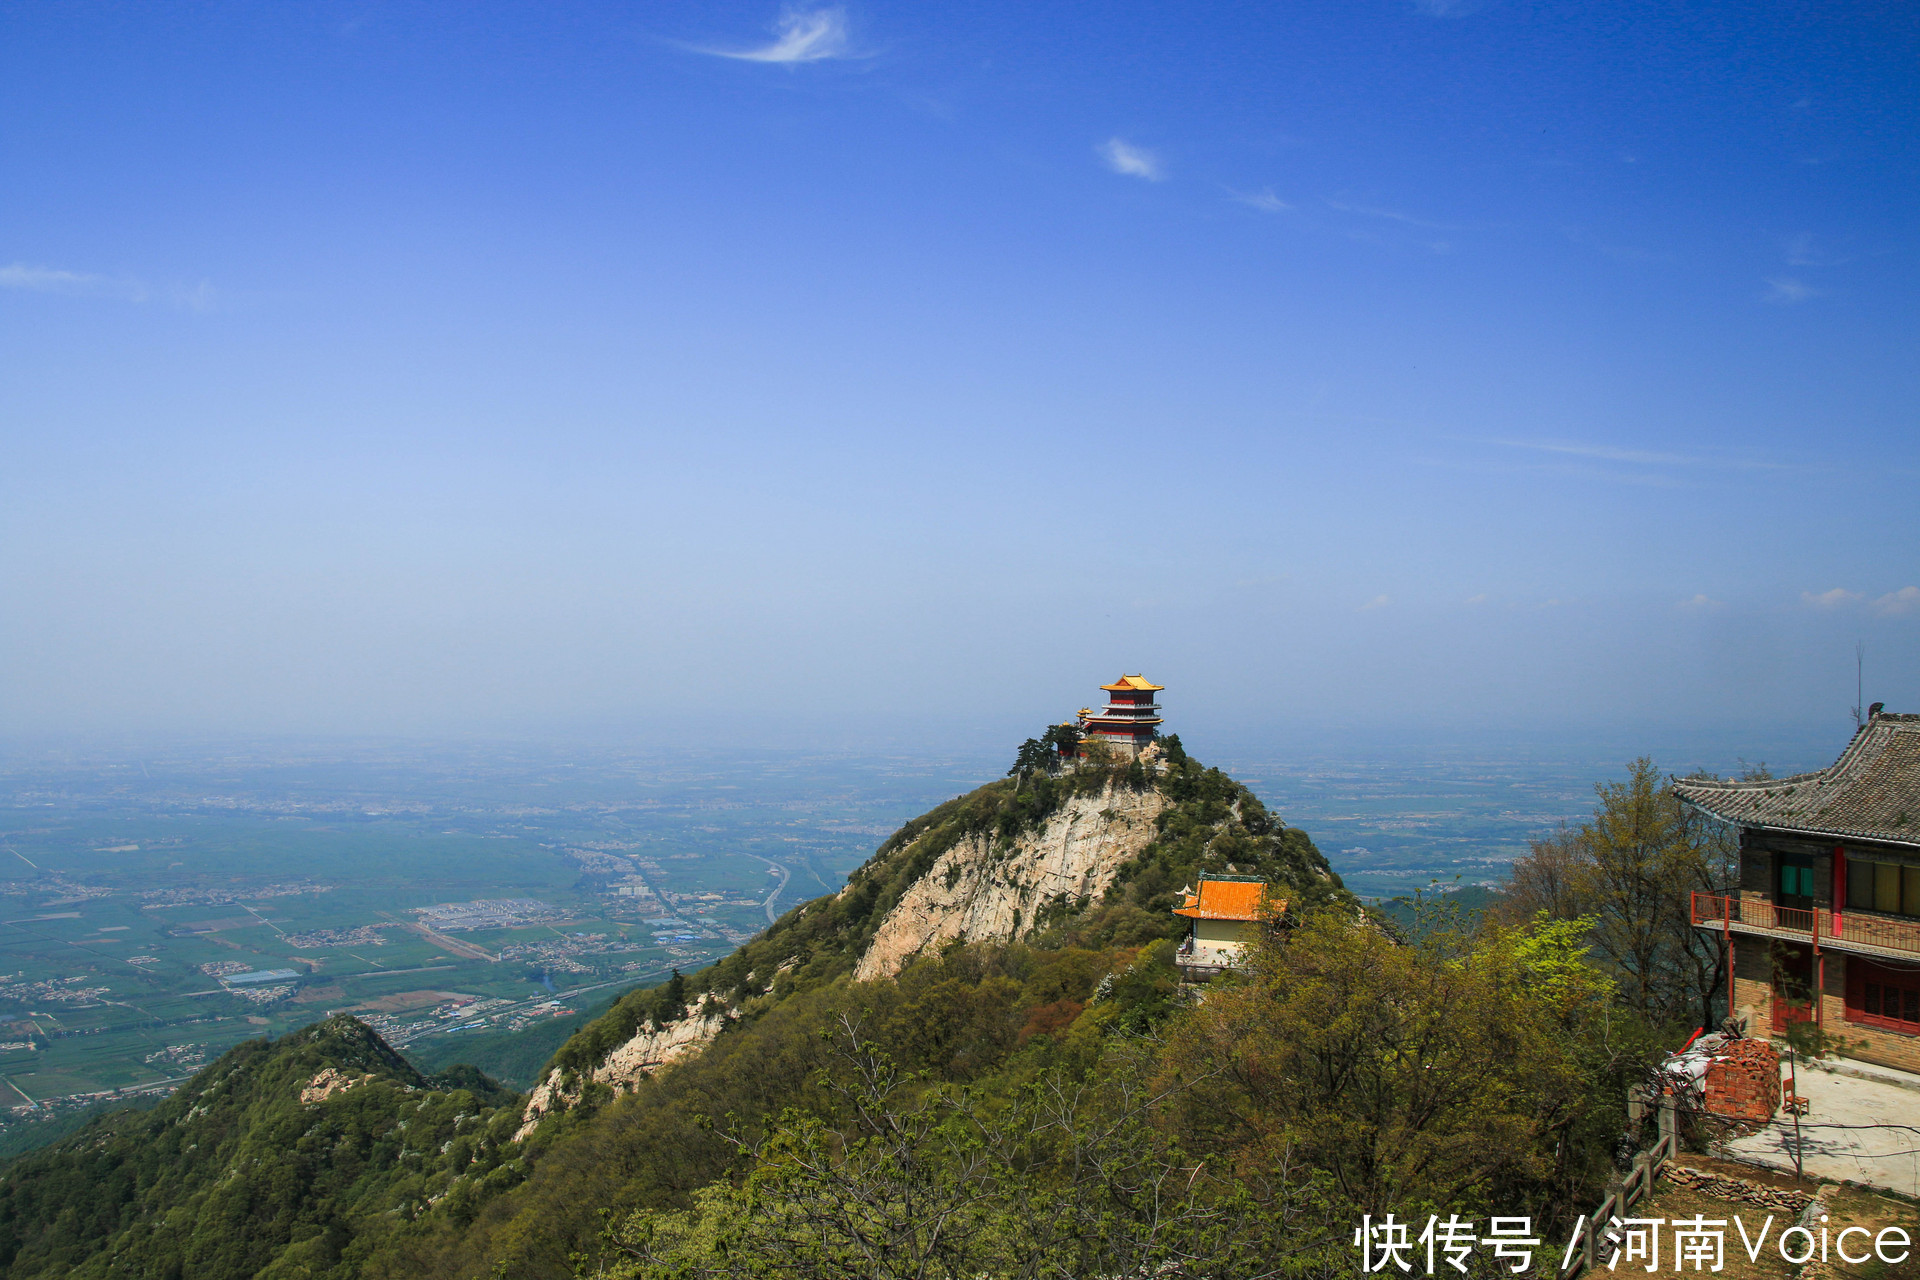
[1672,711,1920,849]
[1173,879,1280,922]
[1101,674,1165,692]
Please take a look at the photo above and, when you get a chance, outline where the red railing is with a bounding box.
[1691,891,1920,958]
[1830,909,1920,956]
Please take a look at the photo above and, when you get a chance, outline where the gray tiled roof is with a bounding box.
[1673,712,1920,848]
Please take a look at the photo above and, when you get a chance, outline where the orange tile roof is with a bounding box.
[1172,879,1279,921]
[1100,674,1165,692]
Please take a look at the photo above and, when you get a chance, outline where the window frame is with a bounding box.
[1840,855,1920,919]
[1776,854,1816,907]
[1846,957,1920,1034]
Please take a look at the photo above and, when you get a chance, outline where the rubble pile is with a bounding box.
[1657,1032,1780,1123]
[1703,1037,1782,1121]
[1660,1163,1812,1212]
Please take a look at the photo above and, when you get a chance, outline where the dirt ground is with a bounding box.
[1631,1158,1918,1280]
[344,989,470,1013]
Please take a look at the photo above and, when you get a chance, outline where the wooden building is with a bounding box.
[1676,707,1920,1073]
[1172,878,1280,979]
[1078,674,1164,757]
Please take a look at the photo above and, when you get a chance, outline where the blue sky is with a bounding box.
[1,1,1915,754]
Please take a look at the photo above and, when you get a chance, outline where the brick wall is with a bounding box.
[1734,975,1770,1033]
[1835,1023,1920,1072]
[1826,964,1920,1073]
[1733,941,1771,1033]
[1703,1038,1781,1121]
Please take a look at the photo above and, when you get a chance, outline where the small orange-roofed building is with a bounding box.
[1173,878,1281,978]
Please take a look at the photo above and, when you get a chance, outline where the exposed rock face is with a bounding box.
[515,1008,729,1140]
[299,1066,372,1104]
[852,780,1166,982]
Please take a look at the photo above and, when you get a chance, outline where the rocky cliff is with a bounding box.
[516,1007,731,1138]
[852,778,1166,981]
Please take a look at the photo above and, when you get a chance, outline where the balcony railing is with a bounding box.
[1691,891,1920,958]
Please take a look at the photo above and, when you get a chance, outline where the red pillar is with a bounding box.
[1812,907,1823,1026]
[1724,902,1734,1030]
[1832,845,1846,939]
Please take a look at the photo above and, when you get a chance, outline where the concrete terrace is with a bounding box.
[1718,1056,1920,1198]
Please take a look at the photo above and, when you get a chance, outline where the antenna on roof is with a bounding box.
[1850,641,1865,729]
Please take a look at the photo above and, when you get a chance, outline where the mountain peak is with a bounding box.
[516,748,1346,1131]
[0,1018,518,1279]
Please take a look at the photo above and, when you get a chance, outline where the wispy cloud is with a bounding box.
[1324,198,1455,252]
[1678,594,1724,611]
[1412,0,1493,15]
[1357,594,1391,612]
[1782,233,1851,268]
[1764,276,1818,304]
[1324,199,1449,231]
[1464,593,1489,605]
[1099,138,1165,182]
[1481,438,1795,480]
[1492,439,1692,467]
[172,279,217,312]
[1228,187,1291,213]
[1872,586,1920,617]
[0,261,215,309]
[1481,438,1789,475]
[1562,226,1670,264]
[0,262,147,301]
[698,7,853,64]
[1794,585,1918,615]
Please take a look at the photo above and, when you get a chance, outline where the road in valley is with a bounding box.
[746,856,792,924]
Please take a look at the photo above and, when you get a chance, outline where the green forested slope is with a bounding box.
[368,940,1167,1278]
[598,913,1642,1280]
[0,1016,516,1279]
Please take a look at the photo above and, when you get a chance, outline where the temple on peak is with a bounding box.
[1076,674,1165,759]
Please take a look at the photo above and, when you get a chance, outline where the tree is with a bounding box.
[1007,738,1051,791]
[1040,723,1081,757]
[1157,909,1640,1226]
[654,969,688,1028]
[1499,759,1739,1031]
[1504,822,1587,921]
[601,1018,1345,1280]
[1777,1018,1862,1180]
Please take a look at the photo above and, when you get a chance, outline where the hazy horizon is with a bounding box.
[4,2,1914,746]
[0,717,1859,792]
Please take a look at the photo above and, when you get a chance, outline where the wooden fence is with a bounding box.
[1556,1124,1678,1279]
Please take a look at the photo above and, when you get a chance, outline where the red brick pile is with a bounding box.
[1703,1038,1781,1121]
